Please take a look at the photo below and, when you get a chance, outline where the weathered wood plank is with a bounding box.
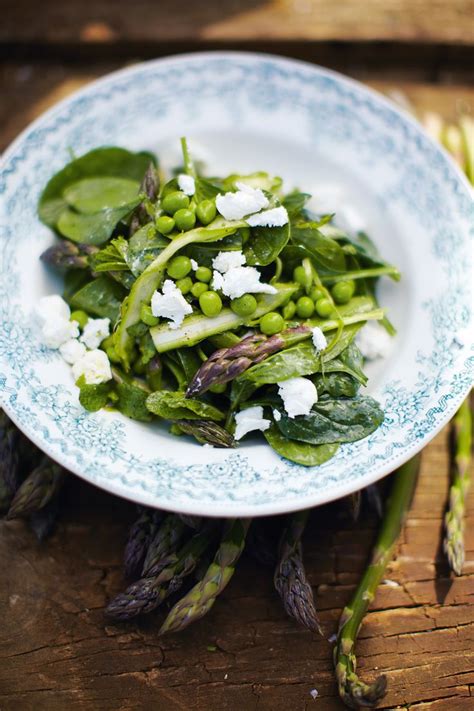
[2,0,473,45]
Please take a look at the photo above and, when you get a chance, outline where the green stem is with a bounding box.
[444,398,472,575]
[180,137,196,178]
[334,455,420,708]
[321,266,401,284]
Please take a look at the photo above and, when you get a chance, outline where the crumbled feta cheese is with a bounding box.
[216,183,269,221]
[151,279,193,329]
[41,318,80,349]
[72,349,112,385]
[212,250,246,273]
[278,377,318,418]
[234,405,271,440]
[246,206,289,228]
[212,266,277,300]
[273,409,282,422]
[35,294,71,323]
[80,317,111,350]
[311,326,327,352]
[177,173,195,196]
[59,338,87,364]
[356,321,392,360]
[190,258,199,271]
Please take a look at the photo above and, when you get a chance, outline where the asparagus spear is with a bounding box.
[106,524,215,621]
[141,514,187,577]
[444,399,472,576]
[274,510,322,634]
[6,458,66,520]
[40,240,98,270]
[29,496,61,542]
[334,455,420,708]
[0,411,19,511]
[130,162,160,234]
[123,508,161,580]
[159,518,250,635]
[175,419,236,448]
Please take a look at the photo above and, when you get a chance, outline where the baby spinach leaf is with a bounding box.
[221,172,282,193]
[336,342,367,384]
[174,348,201,383]
[314,372,361,398]
[244,223,290,267]
[63,177,141,214]
[39,147,156,227]
[146,391,225,421]
[163,356,187,390]
[230,378,259,409]
[186,232,243,268]
[282,191,311,217]
[70,275,126,323]
[244,342,320,385]
[276,396,384,445]
[264,425,339,466]
[57,198,141,245]
[291,222,346,272]
[76,376,112,412]
[115,381,152,421]
[194,177,221,203]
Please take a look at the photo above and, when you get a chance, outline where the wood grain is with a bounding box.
[0,70,473,709]
[2,0,473,45]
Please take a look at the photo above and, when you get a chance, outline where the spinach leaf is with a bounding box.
[63,177,141,213]
[57,198,141,245]
[70,275,126,322]
[276,396,384,445]
[230,378,259,410]
[264,425,339,466]
[174,348,201,383]
[116,381,152,421]
[291,222,346,272]
[314,372,361,398]
[244,223,290,267]
[221,172,282,192]
[186,232,243,268]
[194,177,221,203]
[127,226,169,275]
[244,342,320,385]
[336,342,367,384]
[163,355,187,390]
[146,391,225,421]
[282,191,311,217]
[39,147,156,227]
[76,376,112,412]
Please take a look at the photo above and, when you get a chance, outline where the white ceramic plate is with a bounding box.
[0,52,472,516]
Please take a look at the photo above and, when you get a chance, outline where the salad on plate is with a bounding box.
[37,138,400,466]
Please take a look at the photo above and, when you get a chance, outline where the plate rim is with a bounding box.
[1,50,472,516]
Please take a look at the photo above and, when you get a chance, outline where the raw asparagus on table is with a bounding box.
[444,399,472,576]
[159,518,251,635]
[123,507,162,580]
[334,455,420,709]
[6,458,66,520]
[274,510,322,634]
[141,514,188,577]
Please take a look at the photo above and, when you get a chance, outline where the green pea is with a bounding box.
[174,208,196,231]
[296,296,315,319]
[167,255,192,280]
[230,294,257,317]
[191,282,209,298]
[195,266,213,283]
[156,215,175,235]
[140,303,159,327]
[331,280,356,304]
[196,199,217,225]
[162,191,190,214]
[209,382,227,394]
[282,300,296,320]
[176,276,193,295]
[309,286,325,302]
[315,297,333,318]
[106,345,121,363]
[70,310,88,330]
[199,290,222,317]
[260,311,285,335]
[293,265,311,289]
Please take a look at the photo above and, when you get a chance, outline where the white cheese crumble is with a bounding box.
[190,258,199,271]
[151,279,193,329]
[177,173,195,196]
[212,250,246,273]
[216,182,269,221]
[41,318,80,349]
[246,206,289,228]
[35,294,71,323]
[311,326,327,352]
[59,338,87,365]
[356,321,392,360]
[234,405,271,440]
[212,266,277,300]
[273,409,282,422]
[278,377,318,418]
[72,349,112,385]
[80,317,111,350]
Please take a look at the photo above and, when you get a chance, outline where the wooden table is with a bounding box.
[1,3,473,708]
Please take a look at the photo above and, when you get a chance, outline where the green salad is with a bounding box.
[37,138,400,466]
